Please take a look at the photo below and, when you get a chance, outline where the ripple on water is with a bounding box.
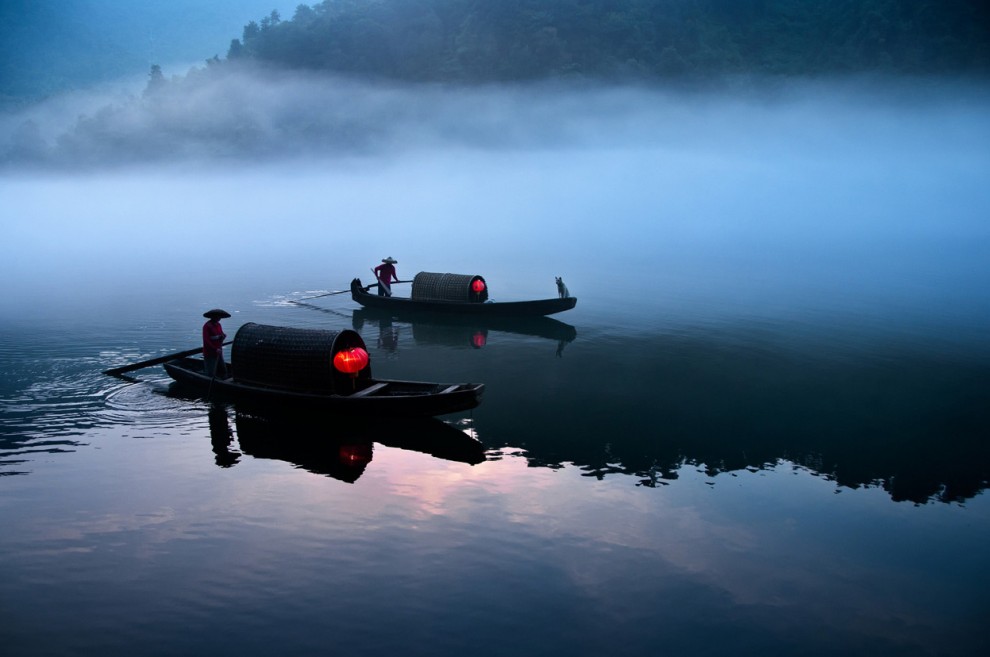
[2,363,107,435]
[100,376,206,428]
[1,362,203,473]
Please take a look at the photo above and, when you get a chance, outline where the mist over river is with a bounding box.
[2,79,989,656]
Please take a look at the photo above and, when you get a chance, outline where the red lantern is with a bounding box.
[471,279,486,294]
[333,347,369,375]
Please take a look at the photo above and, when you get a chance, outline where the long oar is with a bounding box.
[103,341,232,376]
[294,285,371,302]
[293,280,410,302]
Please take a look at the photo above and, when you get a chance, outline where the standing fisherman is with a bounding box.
[202,308,230,379]
[373,257,399,297]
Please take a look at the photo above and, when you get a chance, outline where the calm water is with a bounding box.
[2,84,990,656]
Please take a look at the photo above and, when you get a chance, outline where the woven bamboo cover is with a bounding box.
[232,323,370,392]
[411,272,488,302]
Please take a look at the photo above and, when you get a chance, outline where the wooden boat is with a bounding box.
[351,272,577,317]
[163,323,483,417]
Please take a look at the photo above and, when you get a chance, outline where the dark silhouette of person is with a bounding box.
[373,257,398,297]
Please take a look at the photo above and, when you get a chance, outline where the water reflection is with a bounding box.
[94,313,990,505]
[376,316,400,354]
[0,435,80,476]
[473,327,990,505]
[351,307,577,354]
[208,404,240,468]
[206,405,486,482]
[4,278,988,506]
[234,409,373,482]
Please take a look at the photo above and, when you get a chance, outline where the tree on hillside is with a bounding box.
[221,0,990,81]
[144,64,166,96]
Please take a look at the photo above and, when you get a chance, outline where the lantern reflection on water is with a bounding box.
[333,347,369,375]
[339,444,373,464]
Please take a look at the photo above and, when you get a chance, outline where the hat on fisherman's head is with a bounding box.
[381,257,398,264]
[203,308,231,319]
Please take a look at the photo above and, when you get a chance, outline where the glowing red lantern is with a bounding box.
[471,279,486,294]
[333,347,369,375]
[339,444,372,464]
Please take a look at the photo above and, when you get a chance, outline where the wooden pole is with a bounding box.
[103,341,232,376]
[294,281,409,302]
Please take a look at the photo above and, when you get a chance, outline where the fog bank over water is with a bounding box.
[1,68,989,166]
[1,73,988,339]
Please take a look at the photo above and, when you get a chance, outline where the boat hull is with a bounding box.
[163,357,483,417]
[352,284,577,316]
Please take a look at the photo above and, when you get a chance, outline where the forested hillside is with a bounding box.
[227,0,990,81]
[4,0,989,167]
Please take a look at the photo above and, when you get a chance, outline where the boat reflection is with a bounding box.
[205,404,485,483]
[352,307,577,354]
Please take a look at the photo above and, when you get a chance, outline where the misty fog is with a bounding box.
[2,70,988,338]
[4,67,989,164]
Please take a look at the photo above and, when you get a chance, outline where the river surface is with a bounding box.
[2,84,990,656]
